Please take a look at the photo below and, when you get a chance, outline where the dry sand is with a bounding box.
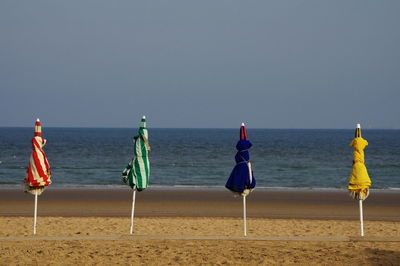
[1,188,399,265]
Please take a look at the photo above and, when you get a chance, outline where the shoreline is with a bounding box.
[1,187,399,221]
[1,184,400,192]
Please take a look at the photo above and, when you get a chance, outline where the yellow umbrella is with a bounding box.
[348,123,372,236]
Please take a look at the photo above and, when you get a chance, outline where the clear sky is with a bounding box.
[1,1,399,128]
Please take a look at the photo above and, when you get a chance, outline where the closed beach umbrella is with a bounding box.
[24,119,52,234]
[225,123,256,236]
[348,123,372,236]
[122,116,150,234]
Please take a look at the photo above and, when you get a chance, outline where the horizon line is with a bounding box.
[0,126,399,130]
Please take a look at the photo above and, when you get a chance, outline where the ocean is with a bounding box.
[0,128,399,189]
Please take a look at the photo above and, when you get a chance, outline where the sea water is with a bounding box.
[0,128,399,189]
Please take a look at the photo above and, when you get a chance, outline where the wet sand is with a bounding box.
[1,187,399,220]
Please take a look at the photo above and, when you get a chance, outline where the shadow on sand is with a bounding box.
[365,248,400,265]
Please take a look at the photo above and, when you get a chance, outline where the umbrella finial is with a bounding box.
[34,119,42,137]
[140,116,147,129]
[240,123,248,140]
[355,123,362,138]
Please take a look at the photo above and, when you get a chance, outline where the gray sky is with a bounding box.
[1,1,399,128]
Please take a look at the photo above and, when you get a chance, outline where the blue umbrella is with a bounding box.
[225,123,256,236]
[226,123,256,195]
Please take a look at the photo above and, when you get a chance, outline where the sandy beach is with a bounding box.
[1,188,400,265]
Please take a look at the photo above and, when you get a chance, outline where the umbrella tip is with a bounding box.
[36,118,40,122]
[241,122,245,126]
[356,123,361,129]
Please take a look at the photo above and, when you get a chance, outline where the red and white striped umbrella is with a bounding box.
[24,119,52,235]
[24,119,52,195]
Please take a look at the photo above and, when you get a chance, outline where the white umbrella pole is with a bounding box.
[359,200,364,236]
[130,189,137,234]
[243,195,247,237]
[33,190,38,235]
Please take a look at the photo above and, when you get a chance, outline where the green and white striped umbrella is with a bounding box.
[122,116,150,191]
